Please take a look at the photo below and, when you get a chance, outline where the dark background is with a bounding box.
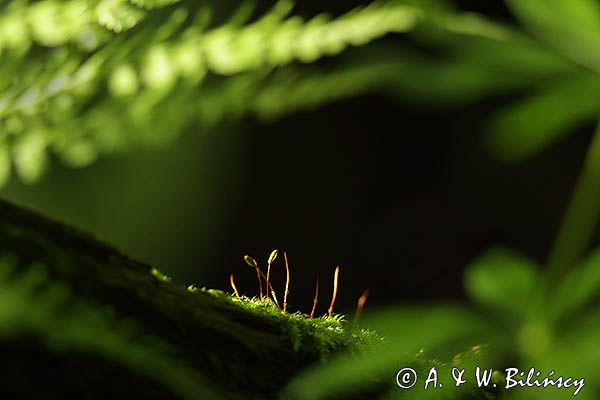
[1,1,592,314]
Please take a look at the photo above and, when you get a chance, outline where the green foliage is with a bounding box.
[487,74,600,162]
[281,242,600,398]
[441,0,600,162]
[2,0,600,175]
[506,0,600,73]
[352,0,600,162]
[554,246,600,321]
[482,0,600,160]
[4,0,600,181]
[464,248,539,322]
[284,305,499,399]
[0,0,421,186]
[4,1,600,398]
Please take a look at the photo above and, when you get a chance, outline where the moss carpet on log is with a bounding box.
[0,199,378,399]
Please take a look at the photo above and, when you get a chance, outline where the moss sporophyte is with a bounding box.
[174,250,377,357]
[236,250,367,320]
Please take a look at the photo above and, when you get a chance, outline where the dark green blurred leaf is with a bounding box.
[554,246,600,320]
[506,0,600,73]
[529,311,600,399]
[360,12,579,108]
[465,248,539,321]
[556,311,600,381]
[284,305,496,400]
[487,73,600,162]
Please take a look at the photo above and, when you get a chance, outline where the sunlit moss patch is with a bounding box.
[201,288,381,359]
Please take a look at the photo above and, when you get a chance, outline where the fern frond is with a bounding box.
[0,0,421,186]
[96,0,146,33]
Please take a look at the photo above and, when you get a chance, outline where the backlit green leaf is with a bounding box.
[506,0,600,73]
[487,73,600,162]
[465,248,539,320]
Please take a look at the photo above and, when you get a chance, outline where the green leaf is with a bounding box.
[554,247,600,320]
[464,248,539,320]
[506,0,600,73]
[284,305,495,400]
[534,312,600,399]
[361,13,578,108]
[557,311,600,380]
[487,73,600,162]
[427,24,575,80]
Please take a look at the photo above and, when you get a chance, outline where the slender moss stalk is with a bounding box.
[310,278,319,318]
[546,116,600,291]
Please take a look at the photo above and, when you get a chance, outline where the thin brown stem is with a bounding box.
[255,267,281,310]
[310,278,319,318]
[255,268,263,300]
[354,289,370,322]
[283,251,290,314]
[328,266,340,317]
[230,273,240,298]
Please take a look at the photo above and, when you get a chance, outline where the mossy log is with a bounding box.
[0,199,499,400]
[0,198,365,399]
